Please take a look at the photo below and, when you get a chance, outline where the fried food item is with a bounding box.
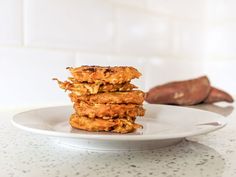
[70,114,142,133]
[53,78,136,95]
[67,66,141,84]
[70,90,145,104]
[145,76,211,106]
[54,65,145,134]
[74,102,145,118]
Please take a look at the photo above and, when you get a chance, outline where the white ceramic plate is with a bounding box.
[12,104,227,150]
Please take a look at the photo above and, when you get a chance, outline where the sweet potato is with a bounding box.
[145,76,211,105]
[204,87,234,104]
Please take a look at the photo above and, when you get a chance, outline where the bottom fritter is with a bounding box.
[70,114,142,134]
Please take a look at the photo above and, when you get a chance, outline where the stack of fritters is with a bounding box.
[54,66,145,133]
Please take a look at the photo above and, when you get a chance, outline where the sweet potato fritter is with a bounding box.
[69,90,145,104]
[70,114,142,133]
[74,101,145,118]
[67,66,141,84]
[53,78,136,95]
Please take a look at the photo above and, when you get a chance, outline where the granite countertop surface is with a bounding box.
[0,102,235,177]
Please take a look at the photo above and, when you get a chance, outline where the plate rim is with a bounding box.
[11,104,227,141]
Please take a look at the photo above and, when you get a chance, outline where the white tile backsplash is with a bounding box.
[0,0,22,45]
[24,0,114,52]
[0,48,75,108]
[111,0,147,9]
[115,7,170,56]
[145,58,205,91]
[172,20,206,59]
[205,22,236,58]
[206,0,236,20]
[0,0,235,108]
[145,59,236,95]
[148,0,205,19]
[203,60,236,94]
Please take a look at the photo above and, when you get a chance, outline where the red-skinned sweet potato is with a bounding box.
[204,87,234,104]
[145,76,211,105]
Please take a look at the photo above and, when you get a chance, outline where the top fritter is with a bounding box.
[67,66,141,84]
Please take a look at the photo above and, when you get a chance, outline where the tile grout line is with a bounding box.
[21,0,25,46]
[1,0,222,60]
[1,44,235,61]
[111,4,118,55]
[22,0,27,47]
[103,0,205,22]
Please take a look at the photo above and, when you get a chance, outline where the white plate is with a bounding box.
[12,104,227,151]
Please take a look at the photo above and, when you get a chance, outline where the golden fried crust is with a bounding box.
[69,90,145,104]
[53,78,136,95]
[67,66,141,84]
[74,102,145,118]
[70,114,142,133]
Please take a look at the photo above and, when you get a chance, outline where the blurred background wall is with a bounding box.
[0,0,235,109]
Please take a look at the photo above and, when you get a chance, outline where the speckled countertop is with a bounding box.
[1,102,236,177]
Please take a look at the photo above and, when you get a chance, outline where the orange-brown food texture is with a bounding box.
[145,76,211,105]
[70,114,142,133]
[73,102,145,118]
[53,78,137,95]
[67,66,141,84]
[69,90,145,104]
